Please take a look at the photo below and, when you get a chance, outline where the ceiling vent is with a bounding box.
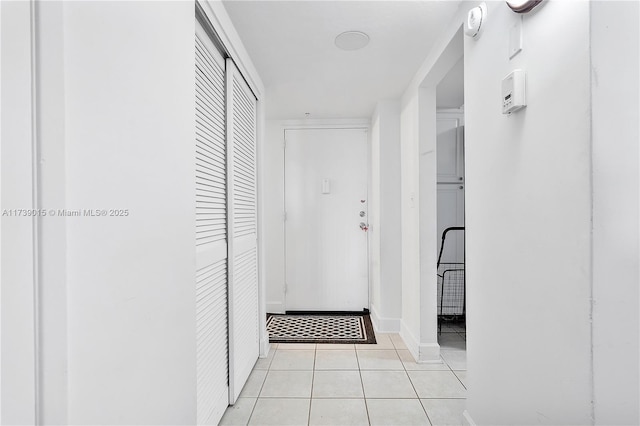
[335,31,370,51]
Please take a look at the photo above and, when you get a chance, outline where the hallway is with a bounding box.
[1,1,638,424]
[220,328,467,425]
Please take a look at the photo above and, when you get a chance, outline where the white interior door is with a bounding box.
[195,20,229,425]
[285,128,369,312]
[226,59,259,404]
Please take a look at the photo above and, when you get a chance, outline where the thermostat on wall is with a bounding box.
[502,69,526,114]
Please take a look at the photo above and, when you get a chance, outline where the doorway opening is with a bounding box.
[435,55,466,350]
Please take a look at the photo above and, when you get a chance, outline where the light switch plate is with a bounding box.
[321,178,330,194]
[509,17,523,59]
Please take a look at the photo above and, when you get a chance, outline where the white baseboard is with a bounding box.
[259,334,271,358]
[400,320,420,360]
[266,301,285,314]
[462,410,476,426]
[370,304,401,333]
[400,320,441,363]
[418,343,441,362]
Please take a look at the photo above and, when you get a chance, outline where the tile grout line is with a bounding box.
[243,373,263,425]
[439,328,469,397]
[396,344,434,426]
[440,329,468,390]
[307,344,317,426]
[244,344,274,426]
[354,341,372,425]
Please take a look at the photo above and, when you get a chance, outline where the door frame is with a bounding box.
[403,26,465,363]
[281,120,371,312]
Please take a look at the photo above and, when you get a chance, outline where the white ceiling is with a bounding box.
[222,1,462,120]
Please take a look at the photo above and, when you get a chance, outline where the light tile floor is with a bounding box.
[221,324,467,426]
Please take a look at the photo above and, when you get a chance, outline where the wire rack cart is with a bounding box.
[436,227,465,334]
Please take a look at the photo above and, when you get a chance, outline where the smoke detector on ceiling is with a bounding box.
[335,31,370,51]
[464,3,487,39]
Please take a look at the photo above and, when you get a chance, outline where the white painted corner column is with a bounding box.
[399,86,441,362]
[417,86,440,360]
[400,89,427,360]
[370,101,403,333]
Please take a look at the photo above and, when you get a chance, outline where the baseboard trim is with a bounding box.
[370,304,401,333]
[259,333,271,357]
[400,320,441,363]
[400,320,420,360]
[418,342,441,363]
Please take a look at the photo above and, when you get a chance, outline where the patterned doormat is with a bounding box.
[267,313,377,344]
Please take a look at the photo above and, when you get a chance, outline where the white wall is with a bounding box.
[3,0,263,422]
[399,91,423,357]
[370,115,382,318]
[10,1,266,423]
[399,0,639,423]
[62,2,197,423]
[591,2,639,424]
[37,2,70,422]
[370,101,402,332]
[0,2,37,423]
[264,120,287,313]
[463,1,593,423]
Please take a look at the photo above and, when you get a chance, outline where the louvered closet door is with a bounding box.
[195,21,229,425]
[226,59,259,404]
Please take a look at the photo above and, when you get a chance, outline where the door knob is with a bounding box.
[359,222,369,231]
